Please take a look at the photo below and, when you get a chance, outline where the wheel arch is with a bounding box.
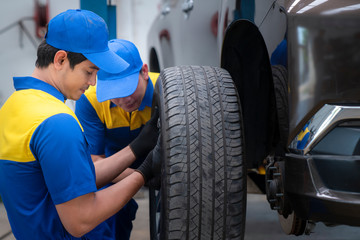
[149,47,160,73]
[148,29,175,72]
[221,19,278,169]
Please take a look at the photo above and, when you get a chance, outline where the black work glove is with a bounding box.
[146,174,161,190]
[135,135,162,183]
[129,107,159,159]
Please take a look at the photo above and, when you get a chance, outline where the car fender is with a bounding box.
[221,19,278,168]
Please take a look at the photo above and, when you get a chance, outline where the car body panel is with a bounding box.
[286,1,360,138]
[148,0,219,69]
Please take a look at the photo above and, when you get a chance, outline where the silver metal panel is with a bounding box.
[289,104,360,154]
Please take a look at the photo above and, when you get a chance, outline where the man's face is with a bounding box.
[111,72,148,112]
[60,59,99,100]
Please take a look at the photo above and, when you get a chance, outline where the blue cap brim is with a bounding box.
[84,49,129,74]
[96,71,140,102]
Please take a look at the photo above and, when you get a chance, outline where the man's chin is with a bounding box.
[123,104,139,112]
[69,94,82,101]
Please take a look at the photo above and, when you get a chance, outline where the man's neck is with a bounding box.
[31,66,56,89]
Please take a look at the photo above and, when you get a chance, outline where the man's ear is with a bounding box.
[53,50,68,70]
[141,63,149,81]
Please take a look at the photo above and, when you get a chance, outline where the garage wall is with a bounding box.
[0,0,160,109]
[0,0,79,107]
[116,0,160,66]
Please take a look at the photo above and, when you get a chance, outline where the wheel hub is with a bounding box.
[265,156,290,216]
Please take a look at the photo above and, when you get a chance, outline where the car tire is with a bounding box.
[272,65,289,153]
[150,65,246,240]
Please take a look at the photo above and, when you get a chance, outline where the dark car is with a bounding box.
[147,0,360,239]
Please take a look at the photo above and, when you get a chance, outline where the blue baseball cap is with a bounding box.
[45,9,129,74]
[96,39,143,102]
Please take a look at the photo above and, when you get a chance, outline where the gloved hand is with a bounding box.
[135,135,162,183]
[146,174,161,190]
[129,107,159,159]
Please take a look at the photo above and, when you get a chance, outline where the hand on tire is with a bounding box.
[129,107,159,159]
[146,174,161,190]
[136,135,162,184]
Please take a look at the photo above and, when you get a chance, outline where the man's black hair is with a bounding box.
[35,40,87,69]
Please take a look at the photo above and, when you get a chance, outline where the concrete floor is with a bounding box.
[130,188,150,240]
[2,190,360,240]
[130,189,360,240]
[243,194,360,240]
[0,203,15,240]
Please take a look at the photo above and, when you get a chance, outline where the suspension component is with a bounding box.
[265,156,290,216]
[265,155,311,236]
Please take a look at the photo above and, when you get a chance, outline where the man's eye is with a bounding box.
[87,71,93,75]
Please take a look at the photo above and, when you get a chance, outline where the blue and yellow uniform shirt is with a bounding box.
[75,72,159,169]
[75,73,159,240]
[0,77,98,240]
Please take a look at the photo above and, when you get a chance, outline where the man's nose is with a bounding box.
[89,75,97,86]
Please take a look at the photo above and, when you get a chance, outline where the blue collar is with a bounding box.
[109,77,154,111]
[13,76,66,102]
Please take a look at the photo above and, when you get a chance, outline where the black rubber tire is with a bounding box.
[272,65,289,153]
[150,65,246,240]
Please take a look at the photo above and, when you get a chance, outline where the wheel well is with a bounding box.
[149,47,160,73]
[221,19,278,169]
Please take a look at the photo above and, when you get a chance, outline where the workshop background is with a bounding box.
[0,0,159,109]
